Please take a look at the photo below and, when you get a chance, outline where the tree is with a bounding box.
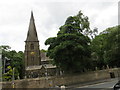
[10,51,24,79]
[45,11,92,73]
[0,45,24,80]
[91,25,120,69]
[3,65,19,81]
[3,65,13,81]
[40,49,47,53]
[89,27,98,39]
[57,11,90,36]
[103,25,120,67]
[91,33,107,69]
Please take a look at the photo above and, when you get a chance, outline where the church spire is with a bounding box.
[31,11,34,20]
[26,11,38,41]
[24,11,41,68]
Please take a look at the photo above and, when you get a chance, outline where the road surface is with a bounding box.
[77,78,118,90]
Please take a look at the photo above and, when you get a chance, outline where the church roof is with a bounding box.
[26,65,44,70]
[45,64,56,69]
[26,64,56,71]
[26,11,39,41]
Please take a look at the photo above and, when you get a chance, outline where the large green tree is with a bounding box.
[103,25,120,67]
[45,11,92,73]
[91,33,107,69]
[91,25,120,69]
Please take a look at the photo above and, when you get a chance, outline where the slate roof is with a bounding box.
[26,65,43,70]
[26,64,56,71]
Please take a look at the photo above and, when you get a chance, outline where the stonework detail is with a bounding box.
[24,11,41,69]
[24,12,57,78]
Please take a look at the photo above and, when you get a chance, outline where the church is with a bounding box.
[24,11,57,78]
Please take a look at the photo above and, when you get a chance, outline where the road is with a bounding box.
[65,78,119,90]
[76,78,119,90]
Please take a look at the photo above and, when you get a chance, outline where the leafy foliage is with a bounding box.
[40,49,47,52]
[1,45,24,80]
[3,65,13,81]
[103,26,120,67]
[91,25,120,69]
[91,33,107,69]
[45,11,92,73]
[3,66,19,81]
[58,11,90,36]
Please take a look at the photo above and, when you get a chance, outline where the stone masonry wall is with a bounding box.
[1,68,119,88]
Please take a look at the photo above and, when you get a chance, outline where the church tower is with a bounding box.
[24,11,41,69]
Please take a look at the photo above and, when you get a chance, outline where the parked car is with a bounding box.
[114,81,120,90]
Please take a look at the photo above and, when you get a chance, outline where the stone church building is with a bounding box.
[24,12,57,78]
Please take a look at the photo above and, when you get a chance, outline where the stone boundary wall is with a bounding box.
[1,68,120,88]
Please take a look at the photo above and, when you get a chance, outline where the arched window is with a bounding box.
[30,44,34,50]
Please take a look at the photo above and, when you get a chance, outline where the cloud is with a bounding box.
[0,0,119,51]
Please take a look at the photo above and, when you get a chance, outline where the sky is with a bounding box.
[0,0,119,51]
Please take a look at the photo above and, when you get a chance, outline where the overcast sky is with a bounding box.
[0,0,119,51]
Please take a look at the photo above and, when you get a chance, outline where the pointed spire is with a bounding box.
[31,11,34,20]
[26,11,39,41]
